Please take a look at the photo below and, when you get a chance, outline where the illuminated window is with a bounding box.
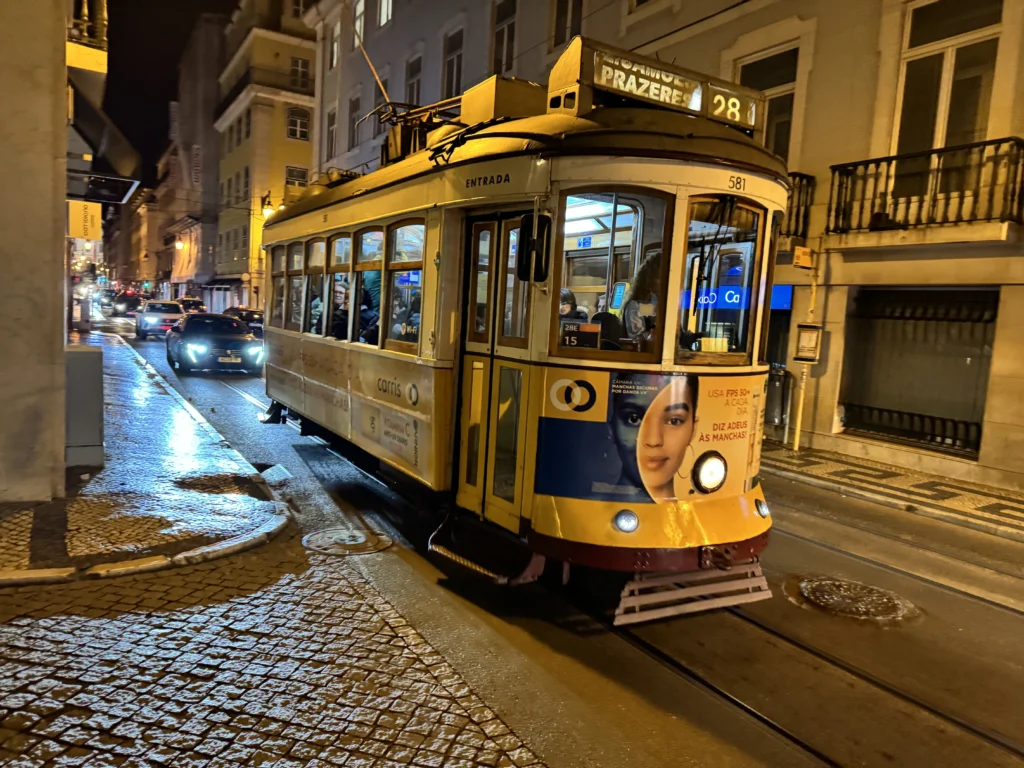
[285,166,308,188]
[378,0,392,27]
[443,29,463,99]
[493,0,516,76]
[330,21,340,69]
[287,107,310,140]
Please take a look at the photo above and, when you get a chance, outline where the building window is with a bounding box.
[443,29,464,99]
[233,171,241,203]
[286,166,309,188]
[552,0,583,48]
[326,109,337,158]
[373,80,388,137]
[243,166,250,201]
[740,48,799,161]
[226,177,233,205]
[235,117,243,147]
[220,181,225,206]
[405,56,422,104]
[348,97,361,149]
[378,0,393,27]
[241,225,249,253]
[221,132,228,158]
[493,0,516,76]
[894,0,1001,156]
[290,57,311,89]
[353,0,365,47]
[291,0,305,18]
[232,228,239,256]
[245,108,251,139]
[218,233,224,259]
[330,20,340,69]
[287,107,310,140]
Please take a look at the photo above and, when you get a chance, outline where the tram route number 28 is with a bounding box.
[728,175,747,191]
[713,94,743,122]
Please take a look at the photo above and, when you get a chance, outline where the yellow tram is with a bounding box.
[260,38,789,623]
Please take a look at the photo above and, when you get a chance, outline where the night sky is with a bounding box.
[104,0,238,183]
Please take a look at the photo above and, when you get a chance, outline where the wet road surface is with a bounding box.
[12,314,1020,767]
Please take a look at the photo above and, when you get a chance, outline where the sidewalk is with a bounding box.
[0,333,288,584]
[761,442,1024,542]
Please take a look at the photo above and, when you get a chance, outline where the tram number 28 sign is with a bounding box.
[592,51,758,130]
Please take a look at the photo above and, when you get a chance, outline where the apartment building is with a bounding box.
[213,0,318,312]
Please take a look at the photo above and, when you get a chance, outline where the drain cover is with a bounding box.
[797,577,915,621]
[302,527,393,556]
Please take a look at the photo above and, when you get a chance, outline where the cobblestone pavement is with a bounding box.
[0,530,547,768]
[761,442,1024,540]
[0,333,281,574]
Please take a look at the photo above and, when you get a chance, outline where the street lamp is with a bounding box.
[174,239,185,250]
[261,192,275,218]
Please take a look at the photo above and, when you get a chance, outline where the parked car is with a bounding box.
[99,289,116,308]
[112,293,142,317]
[178,297,207,314]
[223,306,264,338]
[166,313,263,375]
[135,300,184,340]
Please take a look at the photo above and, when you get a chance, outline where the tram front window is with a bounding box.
[678,198,761,360]
[557,191,669,356]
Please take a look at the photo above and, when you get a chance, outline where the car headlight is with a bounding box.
[186,343,208,354]
[692,451,728,494]
[755,499,770,518]
[144,316,157,325]
[115,304,126,311]
[246,344,263,356]
[613,509,639,533]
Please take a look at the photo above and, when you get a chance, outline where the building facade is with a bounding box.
[158,14,227,303]
[300,0,1024,492]
[213,0,317,312]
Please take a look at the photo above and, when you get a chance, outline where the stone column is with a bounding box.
[0,0,67,500]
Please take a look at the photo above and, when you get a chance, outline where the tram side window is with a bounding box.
[556,191,669,356]
[305,241,326,334]
[679,198,761,360]
[328,273,352,340]
[500,223,529,344]
[271,277,285,327]
[287,275,304,331]
[385,222,425,349]
[354,228,383,345]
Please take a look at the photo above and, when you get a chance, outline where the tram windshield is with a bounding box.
[678,197,761,360]
[556,191,669,356]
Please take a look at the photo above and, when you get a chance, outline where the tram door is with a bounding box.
[456,215,532,533]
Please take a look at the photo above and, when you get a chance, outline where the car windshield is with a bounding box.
[180,300,205,310]
[145,303,181,313]
[237,311,263,323]
[185,317,248,335]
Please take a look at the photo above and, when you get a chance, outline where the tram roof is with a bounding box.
[265,39,788,231]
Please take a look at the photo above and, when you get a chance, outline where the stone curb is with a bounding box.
[761,464,1024,545]
[0,336,294,589]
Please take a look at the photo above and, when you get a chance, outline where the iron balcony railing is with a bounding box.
[216,68,315,119]
[67,0,108,50]
[781,172,815,239]
[842,403,982,457]
[826,136,1024,234]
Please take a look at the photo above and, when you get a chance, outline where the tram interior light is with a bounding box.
[693,452,727,494]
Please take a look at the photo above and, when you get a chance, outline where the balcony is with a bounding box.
[825,137,1024,249]
[67,0,107,51]
[779,172,815,246]
[216,68,314,120]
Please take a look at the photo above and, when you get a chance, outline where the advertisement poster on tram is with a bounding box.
[535,369,763,503]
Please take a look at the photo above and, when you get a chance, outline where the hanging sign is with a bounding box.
[68,201,101,240]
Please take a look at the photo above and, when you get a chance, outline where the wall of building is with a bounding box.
[0,0,67,501]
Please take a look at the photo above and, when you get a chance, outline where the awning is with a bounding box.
[205,278,243,288]
[67,69,141,204]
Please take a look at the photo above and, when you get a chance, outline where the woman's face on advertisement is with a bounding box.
[638,378,697,498]
[610,392,650,488]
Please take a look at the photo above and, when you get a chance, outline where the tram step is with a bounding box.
[427,514,545,587]
[613,562,771,626]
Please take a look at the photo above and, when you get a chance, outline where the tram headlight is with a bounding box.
[692,452,728,494]
[755,499,770,518]
[613,509,639,533]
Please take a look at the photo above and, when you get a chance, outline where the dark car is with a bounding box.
[179,297,207,314]
[166,313,263,374]
[99,289,116,308]
[112,293,142,317]
[224,306,264,338]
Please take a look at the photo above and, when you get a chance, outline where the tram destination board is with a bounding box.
[592,49,760,131]
[561,321,600,349]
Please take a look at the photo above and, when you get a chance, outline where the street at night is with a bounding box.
[6,0,1024,765]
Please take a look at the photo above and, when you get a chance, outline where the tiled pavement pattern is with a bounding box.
[0,532,546,768]
[0,334,280,572]
[0,510,33,571]
[761,442,1024,538]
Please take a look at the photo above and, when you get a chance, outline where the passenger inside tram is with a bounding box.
[558,191,667,354]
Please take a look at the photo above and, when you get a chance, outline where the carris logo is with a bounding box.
[550,379,597,413]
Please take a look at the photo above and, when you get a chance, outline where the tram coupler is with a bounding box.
[259,400,285,424]
[428,514,545,586]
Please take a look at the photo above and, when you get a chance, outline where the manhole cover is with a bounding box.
[797,577,915,621]
[302,527,393,556]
